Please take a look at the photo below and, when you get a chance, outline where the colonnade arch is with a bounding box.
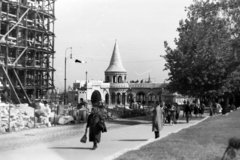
[136,91,146,105]
[156,92,162,103]
[118,76,123,83]
[108,91,162,106]
[110,92,126,105]
[105,93,109,105]
[113,76,116,83]
[127,93,134,104]
[116,93,121,104]
[105,73,127,83]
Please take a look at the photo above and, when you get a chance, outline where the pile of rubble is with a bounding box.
[0,102,85,134]
[0,103,35,133]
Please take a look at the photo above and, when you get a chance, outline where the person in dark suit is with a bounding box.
[175,103,181,123]
[85,107,106,150]
[182,100,186,118]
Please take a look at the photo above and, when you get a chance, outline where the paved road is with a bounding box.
[0,117,146,152]
[0,114,208,160]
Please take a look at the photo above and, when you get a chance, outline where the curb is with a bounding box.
[104,116,210,160]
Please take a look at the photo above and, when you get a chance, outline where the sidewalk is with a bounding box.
[0,116,208,160]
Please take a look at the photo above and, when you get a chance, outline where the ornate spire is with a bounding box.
[105,40,126,72]
[148,73,151,83]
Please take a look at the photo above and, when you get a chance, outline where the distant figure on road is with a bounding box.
[208,101,213,116]
[175,103,181,123]
[193,102,200,117]
[85,107,106,150]
[199,102,205,117]
[169,103,176,125]
[182,100,186,118]
[212,102,217,115]
[185,101,191,123]
[152,102,164,139]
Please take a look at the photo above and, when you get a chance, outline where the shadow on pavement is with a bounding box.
[106,115,205,127]
[175,122,187,124]
[48,147,92,150]
[106,115,202,128]
[116,139,148,142]
[107,120,151,126]
[163,121,195,126]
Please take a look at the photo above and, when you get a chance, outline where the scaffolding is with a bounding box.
[0,0,55,105]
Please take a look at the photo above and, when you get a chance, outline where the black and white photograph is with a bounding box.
[0,0,240,160]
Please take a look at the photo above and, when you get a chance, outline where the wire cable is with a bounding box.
[77,56,163,63]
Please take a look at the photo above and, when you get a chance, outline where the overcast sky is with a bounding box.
[54,0,194,91]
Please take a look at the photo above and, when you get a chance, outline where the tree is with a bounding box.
[163,0,240,113]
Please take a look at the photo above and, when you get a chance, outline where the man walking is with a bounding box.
[185,101,191,123]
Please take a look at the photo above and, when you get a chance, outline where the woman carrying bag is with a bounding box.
[85,107,107,150]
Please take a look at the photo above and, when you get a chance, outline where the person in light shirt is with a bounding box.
[152,101,164,139]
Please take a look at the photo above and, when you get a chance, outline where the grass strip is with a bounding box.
[116,110,240,160]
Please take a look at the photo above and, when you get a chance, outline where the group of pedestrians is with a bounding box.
[82,100,213,149]
[208,101,223,116]
[81,99,239,150]
[160,101,204,125]
[152,100,208,139]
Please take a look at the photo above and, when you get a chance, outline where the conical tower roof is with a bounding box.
[105,40,126,73]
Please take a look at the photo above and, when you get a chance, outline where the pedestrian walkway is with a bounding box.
[0,116,208,160]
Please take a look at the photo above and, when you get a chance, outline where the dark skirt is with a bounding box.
[87,113,102,143]
[89,125,101,143]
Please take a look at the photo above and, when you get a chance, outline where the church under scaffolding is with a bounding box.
[0,0,56,104]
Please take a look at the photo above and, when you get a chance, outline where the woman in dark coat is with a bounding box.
[85,107,105,150]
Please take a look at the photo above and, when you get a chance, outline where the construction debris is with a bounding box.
[0,102,83,134]
[0,103,34,133]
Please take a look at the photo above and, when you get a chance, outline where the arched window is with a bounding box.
[118,76,122,83]
[127,94,133,103]
[111,93,115,104]
[113,76,116,83]
[106,76,110,82]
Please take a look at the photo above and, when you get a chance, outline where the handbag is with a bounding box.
[80,134,87,143]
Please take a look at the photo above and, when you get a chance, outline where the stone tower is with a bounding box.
[105,40,127,83]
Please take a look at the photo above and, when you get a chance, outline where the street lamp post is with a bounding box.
[64,47,72,105]
[75,59,88,102]
[86,71,88,103]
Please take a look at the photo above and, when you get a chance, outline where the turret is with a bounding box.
[105,40,127,83]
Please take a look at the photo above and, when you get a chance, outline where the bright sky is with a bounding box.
[54,0,194,91]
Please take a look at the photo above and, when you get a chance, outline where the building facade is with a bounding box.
[68,41,175,107]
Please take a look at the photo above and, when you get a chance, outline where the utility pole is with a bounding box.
[85,71,88,103]
[64,47,72,105]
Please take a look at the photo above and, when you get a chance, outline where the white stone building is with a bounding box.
[68,41,175,107]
